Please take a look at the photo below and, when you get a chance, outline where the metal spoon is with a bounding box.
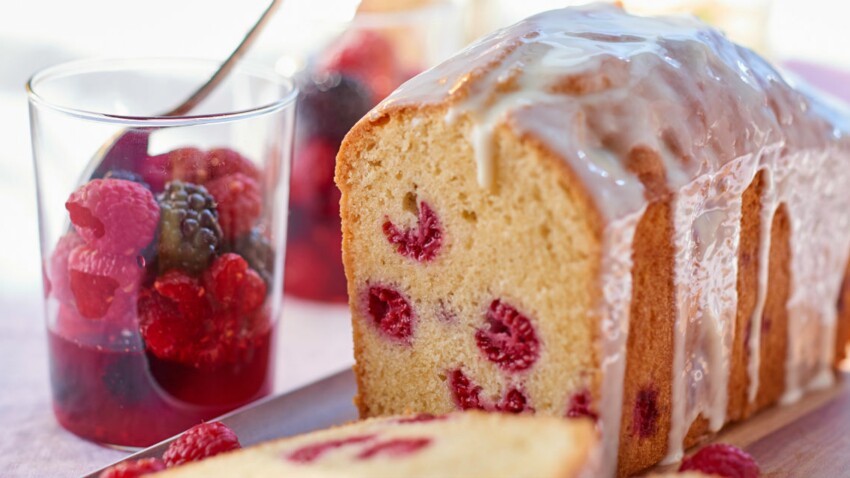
[84,0,284,182]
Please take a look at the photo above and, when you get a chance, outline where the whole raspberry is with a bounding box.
[383,201,443,262]
[319,29,400,103]
[205,173,262,241]
[231,228,274,287]
[205,148,260,181]
[138,287,205,363]
[49,233,85,304]
[448,369,484,411]
[202,253,266,314]
[290,138,338,209]
[367,286,415,343]
[475,300,540,372]
[65,178,159,256]
[157,180,223,274]
[679,444,760,478]
[296,73,372,143]
[68,245,143,321]
[154,270,209,320]
[98,458,165,478]
[162,421,241,467]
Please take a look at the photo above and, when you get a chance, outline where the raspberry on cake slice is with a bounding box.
[149,412,597,477]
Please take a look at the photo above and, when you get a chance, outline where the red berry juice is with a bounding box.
[48,325,273,448]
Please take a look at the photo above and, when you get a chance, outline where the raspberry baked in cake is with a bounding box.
[153,412,597,478]
[335,3,850,477]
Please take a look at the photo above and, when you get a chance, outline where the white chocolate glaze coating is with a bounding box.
[374,3,850,475]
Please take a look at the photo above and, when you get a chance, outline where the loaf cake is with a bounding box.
[154,412,597,477]
[335,3,850,477]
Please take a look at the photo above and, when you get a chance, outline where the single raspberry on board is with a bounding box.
[205,173,262,241]
[65,178,159,256]
[67,245,143,321]
[679,443,760,478]
[157,180,223,274]
[162,421,241,467]
[202,253,266,314]
[98,458,165,478]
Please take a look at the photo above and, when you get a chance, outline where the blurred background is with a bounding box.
[1,0,849,474]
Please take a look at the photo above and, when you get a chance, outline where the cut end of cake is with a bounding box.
[153,411,599,478]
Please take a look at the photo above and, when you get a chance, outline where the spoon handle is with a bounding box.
[164,0,284,117]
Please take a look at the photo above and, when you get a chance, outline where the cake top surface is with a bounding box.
[375,2,843,221]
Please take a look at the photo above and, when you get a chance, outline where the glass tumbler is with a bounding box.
[27,58,296,448]
[284,1,463,303]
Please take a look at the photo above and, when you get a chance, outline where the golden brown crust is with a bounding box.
[727,172,765,422]
[749,204,791,413]
[617,198,675,476]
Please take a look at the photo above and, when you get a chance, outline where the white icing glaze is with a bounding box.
[746,165,776,404]
[596,211,642,476]
[372,3,850,475]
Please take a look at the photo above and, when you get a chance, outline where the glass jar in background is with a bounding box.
[284,0,463,303]
[28,58,296,448]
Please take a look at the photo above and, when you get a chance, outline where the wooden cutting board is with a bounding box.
[653,371,850,477]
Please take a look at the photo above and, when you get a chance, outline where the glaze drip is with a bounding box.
[372,3,850,476]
